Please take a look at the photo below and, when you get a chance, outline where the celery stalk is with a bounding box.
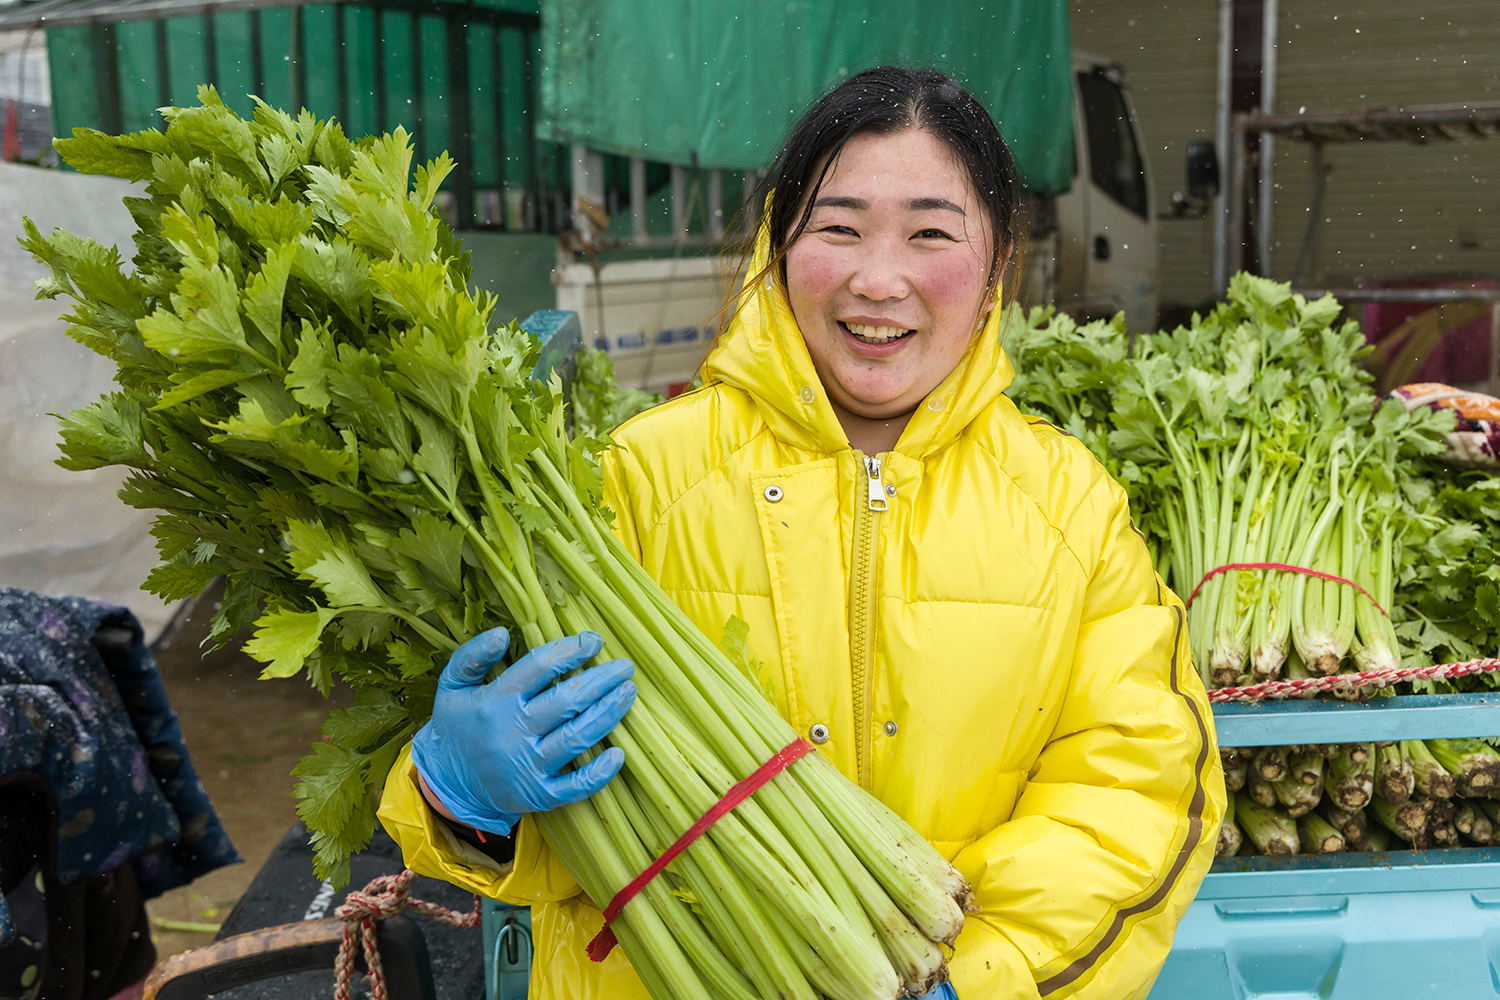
[1326,744,1374,811]
[1320,801,1366,844]
[1403,740,1456,799]
[1236,794,1299,854]
[1426,739,1500,797]
[1370,796,1428,844]
[1221,748,1248,792]
[1374,742,1414,805]
[1216,794,1242,859]
[1297,813,1346,853]
[1357,823,1392,853]
[1253,746,1290,782]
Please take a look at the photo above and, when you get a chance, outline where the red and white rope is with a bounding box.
[332,869,481,1000]
[1207,657,1500,703]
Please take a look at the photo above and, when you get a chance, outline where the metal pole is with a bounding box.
[290,4,304,112]
[521,26,540,230]
[409,11,422,156]
[708,168,723,240]
[372,8,386,131]
[446,8,473,228]
[248,7,264,95]
[630,157,646,243]
[1258,0,1278,278]
[670,164,686,241]
[1226,114,1247,288]
[91,23,122,135]
[1213,0,1233,292]
[334,2,347,125]
[490,25,506,228]
[203,10,218,89]
[154,19,170,107]
[1309,141,1325,286]
[570,143,605,243]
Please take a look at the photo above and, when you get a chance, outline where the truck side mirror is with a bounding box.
[1186,141,1220,200]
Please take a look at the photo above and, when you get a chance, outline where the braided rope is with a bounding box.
[332,869,481,1000]
[1207,657,1500,703]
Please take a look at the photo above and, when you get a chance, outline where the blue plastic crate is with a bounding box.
[1149,691,1500,999]
[1149,847,1500,999]
[523,308,583,383]
[1212,692,1500,747]
[482,899,533,1000]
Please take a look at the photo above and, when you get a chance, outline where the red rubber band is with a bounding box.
[586,738,812,962]
[1184,561,1387,617]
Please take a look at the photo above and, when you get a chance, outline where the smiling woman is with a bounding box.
[785,129,997,453]
[750,66,1022,454]
[385,65,1223,1000]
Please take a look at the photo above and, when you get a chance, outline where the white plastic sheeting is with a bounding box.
[0,161,177,640]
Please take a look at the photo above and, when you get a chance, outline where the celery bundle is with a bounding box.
[24,90,967,999]
[1218,739,1500,855]
[1004,278,1453,687]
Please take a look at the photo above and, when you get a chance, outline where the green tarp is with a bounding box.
[537,0,1075,192]
[43,1,556,208]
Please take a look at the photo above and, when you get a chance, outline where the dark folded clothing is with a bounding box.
[0,587,240,928]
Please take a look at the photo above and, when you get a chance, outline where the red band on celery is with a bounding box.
[1184,562,1388,617]
[586,738,812,962]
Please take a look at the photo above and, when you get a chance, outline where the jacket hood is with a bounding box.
[699,218,1016,458]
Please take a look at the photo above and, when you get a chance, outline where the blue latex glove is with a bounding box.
[918,985,959,1000]
[411,628,636,835]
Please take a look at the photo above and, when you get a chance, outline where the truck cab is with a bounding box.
[1030,54,1158,332]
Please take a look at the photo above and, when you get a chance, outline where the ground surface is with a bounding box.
[143,588,349,960]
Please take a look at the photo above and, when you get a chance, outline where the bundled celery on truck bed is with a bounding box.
[1003,277,1478,688]
[22,89,967,1000]
[1392,461,1500,677]
[1218,739,1500,857]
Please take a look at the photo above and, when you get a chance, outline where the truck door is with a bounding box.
[1073,66,1157,331]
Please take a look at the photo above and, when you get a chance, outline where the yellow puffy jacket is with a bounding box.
[379,243,1225,999]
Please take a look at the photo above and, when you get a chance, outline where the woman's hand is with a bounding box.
[410,628,637,835]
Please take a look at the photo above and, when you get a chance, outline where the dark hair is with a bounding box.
[750,65,1025,297]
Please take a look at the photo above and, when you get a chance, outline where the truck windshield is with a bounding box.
[1078,69,1150,220]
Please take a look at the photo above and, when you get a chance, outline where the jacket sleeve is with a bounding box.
[947,477,1225,1000]
[376,442,652,905]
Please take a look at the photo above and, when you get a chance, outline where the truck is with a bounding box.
[553,52,1220,397]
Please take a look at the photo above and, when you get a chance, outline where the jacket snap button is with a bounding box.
[799,385,816,404]
[885,483,897,497]
[926,397,945,412]
[883,721,899,736]
[808,723,830,744]
[763,485,784,502]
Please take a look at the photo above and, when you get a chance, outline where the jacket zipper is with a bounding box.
[850,453,887,789]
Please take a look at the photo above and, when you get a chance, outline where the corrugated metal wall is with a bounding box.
[1269,3,1500,286]
[1069,1,1223,311]
[41,0,572,232]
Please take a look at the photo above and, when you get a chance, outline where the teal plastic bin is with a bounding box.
[1149,847,1500,999]
[483,899,533,1000]
[1149,691,1500,999]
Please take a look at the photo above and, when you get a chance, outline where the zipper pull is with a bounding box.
[865,456,889,512]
